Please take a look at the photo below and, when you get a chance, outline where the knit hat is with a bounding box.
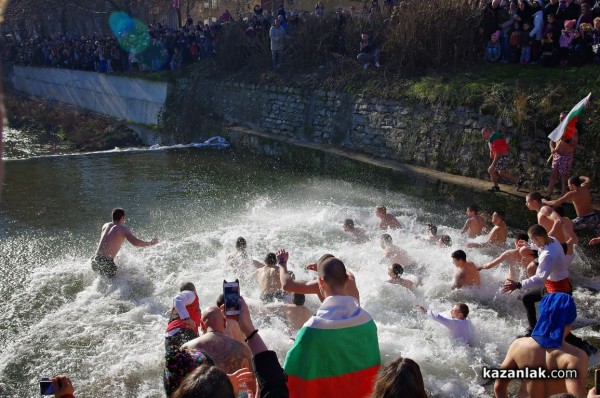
[564,19,576,29]
[531,293,577,348]
[491,30,501,40]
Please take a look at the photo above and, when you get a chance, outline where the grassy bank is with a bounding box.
[4,88,142,151]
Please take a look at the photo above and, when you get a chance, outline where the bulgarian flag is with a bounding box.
[548,93,591,142]
[284,296,381,398]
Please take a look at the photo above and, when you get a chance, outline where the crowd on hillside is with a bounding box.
[481,0,600,66]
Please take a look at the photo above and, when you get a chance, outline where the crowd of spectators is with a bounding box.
[481,0,600,66]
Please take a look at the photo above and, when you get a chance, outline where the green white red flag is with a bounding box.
[548,93,591,142]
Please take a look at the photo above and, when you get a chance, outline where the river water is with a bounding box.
[1,130,599,397]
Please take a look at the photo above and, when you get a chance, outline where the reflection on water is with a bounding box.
[0,147,598,397]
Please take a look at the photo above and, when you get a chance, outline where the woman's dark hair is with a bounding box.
[171,365,234,398]
[371,357,428,398]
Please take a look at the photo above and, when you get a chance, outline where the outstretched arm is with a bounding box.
[542,191,575,206]
[124,228,158,247]
[277,250,319,295]
[478,251,510,271]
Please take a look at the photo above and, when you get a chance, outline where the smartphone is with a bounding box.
[223,279,240,316]
[595,368,599,394]
[40,378,54,395]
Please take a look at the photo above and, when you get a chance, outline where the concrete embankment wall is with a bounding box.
[11,66,168,126]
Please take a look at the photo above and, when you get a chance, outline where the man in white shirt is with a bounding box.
[165,282,202,348]
[415,302,474,346]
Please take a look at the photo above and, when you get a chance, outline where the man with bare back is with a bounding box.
[92,208,158,277]
[375,205,402,230]
[462,204,488,238]
[451,250,480,289]
[526,192,567,251]
[467,210,508,248]
[380,234,415,268]
[256,252,286,303]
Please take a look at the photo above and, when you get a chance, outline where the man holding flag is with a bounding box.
[545,93,591,198]
[283,254,380,398]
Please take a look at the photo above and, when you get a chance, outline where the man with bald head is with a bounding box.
[283,255,380,398]
[182,305,255,392]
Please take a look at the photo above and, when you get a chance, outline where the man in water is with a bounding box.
[478,233,534,281]
[375,205,402,230]
[543,176,600,236]
[415,303,473,346]
[165,282,202,349]
[227,237,263,269]
[256,252,286,303]
[451,250,480,289]
[494,293,588,398]
[380,234,415,268]
[462,204,488,238]
[467,210,508,248]
[270,293,314,332]
[91,208,158,277]
[278,250,361,305]
[387,263,420,290]
[526,192,567,250]
[418,224,452,247]
[343,218,369,243]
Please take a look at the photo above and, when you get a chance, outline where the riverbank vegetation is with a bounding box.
[5,89,141,151]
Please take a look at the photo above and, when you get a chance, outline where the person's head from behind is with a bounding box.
[235,237,247,251]
[528,224,549,247]
[375,204,386,217]
[481,127,493,139]
[514,232,528,246]
[292,293,305,306]
[317,256,347,294]
[389,263,404,278]
[451,250,467,265]
[112,208,125,223]
[380,233,393,248]
[438,235,452,247]
[371,357,427,398]
[171,364,234,398]
[427,223,437,236]
[180,282,196,294]
[344,218,355,231]
[264,252,277,266]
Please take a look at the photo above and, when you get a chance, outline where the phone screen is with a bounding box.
[223,280,240,315]
[40,379,54,395]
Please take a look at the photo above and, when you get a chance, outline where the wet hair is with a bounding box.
[371,357,428,398]
[439,235,452,246]
[515,232,529,241]
[381,234,393,245]
[216,294,224,307]
[427,224,437,235]
[553,205,565,217]
[528,224,548,239]
[171,364,234,398]
[568,176,582,186]
[547,394,578,398]
[391,263,404,276]
[376,205,387,213]
[180,282,196,292]
[456,302,469,318]
[451,250,467,262]
[494,210,506,221]
[526,191,543,203]
[112,208,125,222]
[344,219,355,228]
[264,252,277,266]
[292,293,305,306]
[467,204,479,214]
[235,237,247,250]
[317,257,347,289]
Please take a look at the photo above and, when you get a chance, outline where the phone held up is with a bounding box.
[223,279,240,316]
[40,378,54,395]
[595,368,599,395]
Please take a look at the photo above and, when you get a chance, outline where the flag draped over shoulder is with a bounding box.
[283,296,381,398]
[548,93,591,142]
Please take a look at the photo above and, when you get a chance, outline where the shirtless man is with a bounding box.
[417,224,452,247]
[278,250,361,305]
[526,192,567,251]
[462,204,488,238]
[553,205,580,259]
[182,305,256,393]
[271,293,314,332]
[380,234,415,267]
[494,293,588,398]
[387,263,419,290]
[467,210,508,248]
[546,111,579,198]
[91,208,158,277]
[375,205,402,230]
[478,233,534,281]
[543,176,600,236]
[343,219,370,243]
[451,250,480,289]
[256,252,286,303]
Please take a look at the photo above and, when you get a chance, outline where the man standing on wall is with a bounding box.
[481,127,524,192]
[269,18,286,69]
